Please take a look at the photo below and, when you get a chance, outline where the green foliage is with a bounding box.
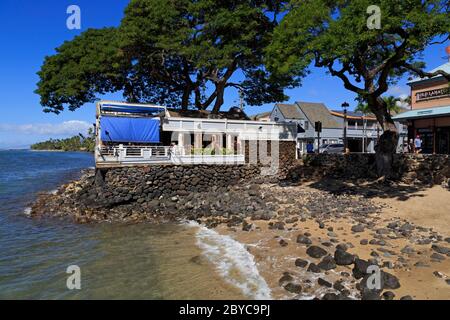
[36,28,127,114]
[31,128,95,152]
[36,0,298,114]
[190,147,235,155]
[267,0,449,127]
[355,95,402,114]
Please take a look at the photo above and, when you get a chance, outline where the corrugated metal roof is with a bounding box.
[408,62,450,84]
[296,102,340,128]
[392,105,450,120]
[330,110,377,120]
[275,103,304,120]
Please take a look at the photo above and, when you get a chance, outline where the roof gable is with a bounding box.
[296,102,340,128]
[275,103,304,120]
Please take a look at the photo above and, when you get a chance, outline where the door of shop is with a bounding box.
[437,127,450,154]
[416,128,434,154]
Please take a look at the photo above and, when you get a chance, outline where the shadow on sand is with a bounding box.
[305,178,430,202]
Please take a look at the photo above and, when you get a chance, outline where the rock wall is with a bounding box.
[92,165,262,205]
[289,153,450,187]
[244,140,296,177]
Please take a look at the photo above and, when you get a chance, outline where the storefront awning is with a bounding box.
[101,116,160,143]
[392,106,450,121]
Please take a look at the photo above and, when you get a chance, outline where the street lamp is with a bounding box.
[342,102,350,153]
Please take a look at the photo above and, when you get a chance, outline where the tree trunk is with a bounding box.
[370,97,399,179]
[181,86,191,110]
[211,83,225,114]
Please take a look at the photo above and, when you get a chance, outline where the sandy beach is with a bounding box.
[373,185,450,236]
[210,183,450,300]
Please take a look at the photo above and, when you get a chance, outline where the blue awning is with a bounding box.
[101,116,160,143]
[393,106,450,120]
[100,103,165,114]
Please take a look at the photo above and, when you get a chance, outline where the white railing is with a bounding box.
[96,145,245,166]
[96,145,171,166]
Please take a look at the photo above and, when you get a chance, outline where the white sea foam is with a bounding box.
[187,222,272,300]
[49,189,58,195]
[23,207,31,216]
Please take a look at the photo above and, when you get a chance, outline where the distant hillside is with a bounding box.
[31,128,95,152]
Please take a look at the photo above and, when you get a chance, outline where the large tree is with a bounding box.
[266,0,449,177]
[36,0,298,114]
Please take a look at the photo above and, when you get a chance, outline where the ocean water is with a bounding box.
[0,150,268,299]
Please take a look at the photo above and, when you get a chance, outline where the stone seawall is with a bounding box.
[93,164,262,205]
[288,153,450,187]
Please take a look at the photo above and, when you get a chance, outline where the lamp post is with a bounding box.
[342,102,349,153]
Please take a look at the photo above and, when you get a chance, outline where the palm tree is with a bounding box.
[355,95,402,115]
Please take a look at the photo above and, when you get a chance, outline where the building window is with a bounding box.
[305,121,309,130]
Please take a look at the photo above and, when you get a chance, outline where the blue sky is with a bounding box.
[0,0,448,148]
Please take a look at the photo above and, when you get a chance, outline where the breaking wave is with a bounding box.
[23,207,31,216]
[187,222,272,300]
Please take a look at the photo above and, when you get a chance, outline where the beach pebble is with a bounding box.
[334,249,355,265]
[294,258,308,268]
[307,263,321,273]
[413,261,430,268]
[432,271,444,278]
[317,255,337,270]
[401,245,415,254]
[431,253,446,261]
[382,291,395,300]
[351,224,365,233]
[284,283,302,294]
[306,245,328,259]
[381,271,401,290]
[432,244,449,255]
[318,278,333,288]
[296,235,312,245]
[278,273,293,286]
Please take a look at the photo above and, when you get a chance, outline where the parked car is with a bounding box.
[319,143,344,154]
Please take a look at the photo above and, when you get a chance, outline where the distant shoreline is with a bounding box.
[29,149,66,152]
[29,149,93,153]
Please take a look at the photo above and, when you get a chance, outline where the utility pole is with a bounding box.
[342,102,349,153]
[239,89,244,111]
[315,121,322,154]
[362,117,367,153]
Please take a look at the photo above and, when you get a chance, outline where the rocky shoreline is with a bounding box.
[30,168,450,300]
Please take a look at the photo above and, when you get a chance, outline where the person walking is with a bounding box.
[306,141,314,154]
[414,134,422,154]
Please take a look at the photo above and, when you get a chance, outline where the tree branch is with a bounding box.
[401,62,450,82]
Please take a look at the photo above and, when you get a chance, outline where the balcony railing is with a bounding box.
[96,145,245,167]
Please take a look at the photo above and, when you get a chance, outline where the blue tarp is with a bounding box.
[101,116,160,143]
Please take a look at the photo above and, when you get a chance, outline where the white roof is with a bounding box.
[408,62,450,84]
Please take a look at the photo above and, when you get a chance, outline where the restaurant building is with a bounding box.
[94,101,296,168]
[393,61,450,154]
